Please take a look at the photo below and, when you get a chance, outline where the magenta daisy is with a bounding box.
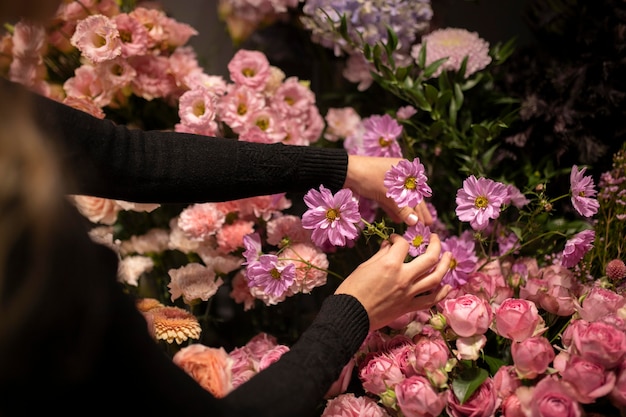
[361,114,403,157]
[561,229,595,268]
[301,186,361,247]
[384,158,432,208]
[455,175,509,231]
[403,223,431,257]
[246,254,296,298]
[570,165,600,217]
[441,233,478,288]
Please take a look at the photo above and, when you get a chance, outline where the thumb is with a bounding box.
[397,206,419,226]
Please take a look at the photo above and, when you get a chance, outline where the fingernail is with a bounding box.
[406,213,418,225]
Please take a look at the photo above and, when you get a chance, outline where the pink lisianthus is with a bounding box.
[440,293,493,337]
[70,14,122,63]
[301,186,361,248]
[384,158,432,208]
[227,49,271,91]
[494,298,544,342]
[455,175,509,231]
[395,375,446,417]
[446,377,498,417]
[511,336,555,379]
[570,165,600,217]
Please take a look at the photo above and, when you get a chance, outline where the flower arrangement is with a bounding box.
[3,1,626,416]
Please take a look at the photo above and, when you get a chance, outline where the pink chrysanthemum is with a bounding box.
[411,27,492,78]
[245,254,296,298]
[384,158,432,208]
[70,14,122,63]
[570,165,600,217]
[455,176,509,231]
[301,186,361,248]
[168,262,223,304]
[361,114,403,157]
[561,229,595,268]
[403,222,431,257]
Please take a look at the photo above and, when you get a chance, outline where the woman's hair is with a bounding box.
[0,84,65,355]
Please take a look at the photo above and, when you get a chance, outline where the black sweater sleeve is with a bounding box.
[6,78,349,203]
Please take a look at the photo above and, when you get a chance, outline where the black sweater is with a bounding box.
[0,80,370,416]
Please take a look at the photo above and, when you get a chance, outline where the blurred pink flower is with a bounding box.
[446,377,497,417]
[395,375,446,417]
[321,393,391,417]
[362,114,403,158]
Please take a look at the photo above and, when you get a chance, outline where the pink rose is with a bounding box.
[359,353,404,395]
[325,359,355,399]
[516,375,582,417]
[511,336,555,379]
[575,286,626,322]
[610,360,626,408]
[395,375,446,417]
[172,344,233,398]
[455,335,486,361]
[493,365,522,400]
[258,344,289,370]
[501,393,525,417]
[494,298,544,342]
[560,355,616,404]
[441,294,493,337]
[71,195,120,225]
[321,393,390,417]
[571,320,626,369]
[446,377,497,417]
[412,337,450,374]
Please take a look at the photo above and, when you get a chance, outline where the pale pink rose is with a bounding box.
[386,341,418,377]
[441,294,493,337]
[516,375,582,417]
[461,270,513,304]
[359,353,405,395]
[177,203,226,241]
[570,320,626,369]
[560,355,616,404]
[494,298,544,342]
[575,286,626,322]
[167,262,223,304]
[395,375,446,417]
[117,255,154,286]
[324,107,361,142]
[446,377,497,417]
[258,344,290,370]
[412,337,450,375]
[243,332,278,360]
[71,195,120,225]
[455,334,486,360]
[521,264,581,316]
[493,365,522,400]
[228,49,271,91]
[321,393,390,417]
[229,271,256,311]
[501,394,525,417]
[173,344,233,398]
[70,14,122,63]
[325,359,355,399]
[266,214,312,247]
[356,330,391,360]
[215,219,255,254]
[609,359,626,408]
[511,336,555,379]
[281,243,328,294]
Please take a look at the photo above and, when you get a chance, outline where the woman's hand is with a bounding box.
[344,155,433,226]
[334,233,451,331]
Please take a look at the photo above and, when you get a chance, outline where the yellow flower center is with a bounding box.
[412,235,423,247]
[474,196,489,209]
[270,268,281,280]
[93,34,106,48]
[242,68,256,77]
[378,137,391,147]
[237,103,247,116]
[326,208,340,222]
[578,191,586,197]
[449,258,457,270]
[193,102,206,117]
[256,117,269,131]
[284,96,295,106]
[404,176,417,190]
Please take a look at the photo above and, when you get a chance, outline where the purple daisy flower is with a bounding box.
[455,175,509,231]
[403,222,431,257]
[441,233,478,288]
[561,229,595,268]
[301,185,361,247]
[384,158,432,208]
[361,114,403,157]
[242,233,262,265]
[246,254,296,297]
[570,165,600,217]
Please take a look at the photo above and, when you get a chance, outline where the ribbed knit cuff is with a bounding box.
[314,294,370,354]
[297,147,348,192]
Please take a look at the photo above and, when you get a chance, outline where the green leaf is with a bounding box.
[385,26,398,53]
[417,41,427,68]
[424,84,439,106]
[471,124,490,140]
[423,58,447,79]
[483,355,507,375]
[451,367,489,404]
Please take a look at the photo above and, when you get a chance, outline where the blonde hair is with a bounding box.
[0,86,64,348]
